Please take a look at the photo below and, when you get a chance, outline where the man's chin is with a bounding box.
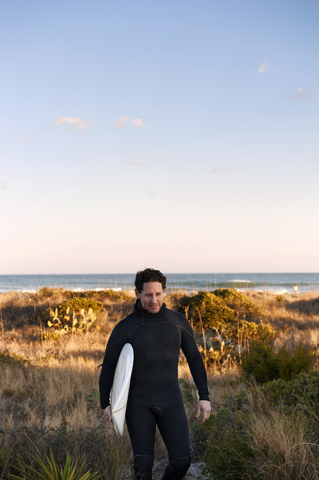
[148,306,160,313]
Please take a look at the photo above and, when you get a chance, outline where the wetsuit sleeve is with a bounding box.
[99,322,131,409]
[180,317,210,401]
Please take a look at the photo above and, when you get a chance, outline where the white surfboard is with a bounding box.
[110,343,134,436]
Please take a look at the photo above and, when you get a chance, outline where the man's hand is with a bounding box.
[195,400,211,424]
[103,406,112,422]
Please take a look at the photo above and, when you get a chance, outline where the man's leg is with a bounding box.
[126,404,157,480]
[156,402,191,480]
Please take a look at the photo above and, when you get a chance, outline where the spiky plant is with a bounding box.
[8,450,99,480]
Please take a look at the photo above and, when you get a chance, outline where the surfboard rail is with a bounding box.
[110,343,134,436]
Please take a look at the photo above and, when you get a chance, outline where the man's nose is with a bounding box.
[150,295,156,303]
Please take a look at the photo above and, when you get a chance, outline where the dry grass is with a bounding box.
[247,409,319,479]
[0,290,215,479]
[2,289,319,479]
[244,291,319,351]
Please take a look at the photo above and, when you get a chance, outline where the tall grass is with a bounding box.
[247,409,319,479]
[1,289,319,479]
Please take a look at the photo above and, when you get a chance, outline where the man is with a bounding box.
[99,268,211,480]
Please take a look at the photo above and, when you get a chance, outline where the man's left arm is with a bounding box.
[179,315,212,422]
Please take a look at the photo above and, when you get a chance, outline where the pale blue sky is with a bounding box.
[1,0,318,274]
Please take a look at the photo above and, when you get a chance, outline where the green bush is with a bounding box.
[38,287,69,298]
[177,292,235,330]
[41,298,103,339]
[260,370,319,412]
[177,291,274,367]
[213,288,261,318]
[201,429,254,480]
[241,341,314,383]
[0,349,30,367]
[37,288,132,302]
[57,298,103,316]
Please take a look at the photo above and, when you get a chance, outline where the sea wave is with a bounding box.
[230,279,252,283]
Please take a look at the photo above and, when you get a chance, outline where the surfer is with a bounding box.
[99,268,211,480]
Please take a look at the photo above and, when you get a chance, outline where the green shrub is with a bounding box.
[37,287,70,299]
[177,292,235,331]
[242,341,314,383]
[37,288,132,302]
[177,291,274,368]
[177,292,271,341]
[41,298,104,339]
[260,370,319,412]
[57,298,103,316]
[201,429,254,480]
[94,289,131,301]
[213,288,261,318]
[0,350,30,367]
[217,408,231,428]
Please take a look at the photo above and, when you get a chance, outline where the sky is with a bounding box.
[1,0,318,274]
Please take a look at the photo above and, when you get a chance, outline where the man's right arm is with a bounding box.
[99,319,132,410]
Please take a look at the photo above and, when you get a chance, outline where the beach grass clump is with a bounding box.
[200,372,319,480]
[201,409,319,480]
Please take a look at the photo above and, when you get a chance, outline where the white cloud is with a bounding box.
[0,180,9,191]
[53,116,95,131]
[293,88,313,100]
[258,60,270,73]
[132,118,146,127]
[21,137,32,142]
[111,117,131,129]
[124,159,144,167]
[111,117,146,129]
[210,168,227,175]
[257,60,280,74]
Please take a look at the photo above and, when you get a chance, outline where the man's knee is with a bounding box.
[162,456,192,480]
[133,454,153,480]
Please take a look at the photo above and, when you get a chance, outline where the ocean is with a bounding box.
[0,273,319,294]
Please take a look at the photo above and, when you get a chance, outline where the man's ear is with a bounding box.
[135,288,140,299]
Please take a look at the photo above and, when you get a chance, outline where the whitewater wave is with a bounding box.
[230,279,252,283]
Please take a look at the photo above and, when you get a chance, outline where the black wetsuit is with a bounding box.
[99,301,209,480]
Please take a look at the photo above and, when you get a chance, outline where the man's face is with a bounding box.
[135,281,164,314]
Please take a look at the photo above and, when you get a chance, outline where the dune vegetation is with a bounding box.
[1,287,319,479]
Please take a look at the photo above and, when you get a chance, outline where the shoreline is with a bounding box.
[1,273,318,295]
[0,286,318,296]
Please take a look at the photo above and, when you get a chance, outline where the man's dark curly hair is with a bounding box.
[135,268,167,293]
